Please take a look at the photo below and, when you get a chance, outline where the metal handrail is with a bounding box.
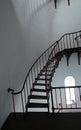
[51,85,81,113]
[8,30,81,113]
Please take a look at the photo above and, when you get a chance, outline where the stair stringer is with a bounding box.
[26,47,81,113]
[8,30,81,114]
[26,50,64,113]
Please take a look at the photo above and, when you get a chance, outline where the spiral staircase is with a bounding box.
[8,30,81,114]
[25,48,64,113]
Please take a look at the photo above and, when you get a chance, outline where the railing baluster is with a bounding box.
[49,47,51,58]
[51,88,54,113]
[63,36,65,49]
[26,76,30,95]
[69,34,71,48]
[12,94,15,113]
[51,45,53,59]
[46,51,48,63]
[72,33,75,48]
[61,38,63,50]
[59,88,62,108]
[69,88,72,108]
[12,94,16,119]
[48,48,50,58]
[76,33,79,47]
[52,46,55,57]
[45,65,49,113]
[74,88,77,108]
[57,41,60,52]
[55,89,58,109]
[34,64,36,80]
[26,79,29,103]
[39,57,42,71]
[31,68,33,86]
[28,74,31,91]
[45,53,47,66]
[61,39,62,51]
[44,54,45,66]
[64,88,67,108]
[79,31,81,42]
[24,86,26,106]
[79,87,81,101]
[21,92,24,113]
[56,44,58,53]
[45,52,47,65]
[66,34,68,49]
[36,61,39,75]
[42,54,44,67]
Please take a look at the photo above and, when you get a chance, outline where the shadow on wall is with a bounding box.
[11,0,53,25]
[0,0,28,128]
[30,0,53,19]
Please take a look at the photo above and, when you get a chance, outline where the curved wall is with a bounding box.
[0,0,81,128]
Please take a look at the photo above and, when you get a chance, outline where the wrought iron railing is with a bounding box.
[8,41,57,113]
[8,30,81,113]
[50,86,81,113]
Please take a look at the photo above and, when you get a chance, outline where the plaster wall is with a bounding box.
[0,0,81,128]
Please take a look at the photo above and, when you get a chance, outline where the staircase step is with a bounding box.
[28,95,47,99]
[35,78,50,81]
[41,69,53,73]
[54,62,59,69]
[38,73,51,76]
[43,66,54,68]
[30,88,47,92]
[33,83,49,86]
[26,103,48,108]
[47,59,54,64]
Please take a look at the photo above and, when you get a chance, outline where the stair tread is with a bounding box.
[49,56,62,62]
[43,66,54,68]
[30,88,47,92]
[28,95,47,99]
[48,59,54,64]
[41,69,53,72]
[33,83,49,86]
[38,73,51,76]
[27,103,48,108]
[48,59,54,62]
[35,78,50,81]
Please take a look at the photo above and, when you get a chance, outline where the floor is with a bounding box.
[1,112,81,130]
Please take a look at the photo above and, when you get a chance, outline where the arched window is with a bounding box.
[64,76,75,104]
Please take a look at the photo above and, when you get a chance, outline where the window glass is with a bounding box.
[64,76,75,104]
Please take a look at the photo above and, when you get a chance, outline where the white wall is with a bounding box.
[51,53,81,112]
[0,0,81,128]
[0,0,29,128]
[51,53,81,87]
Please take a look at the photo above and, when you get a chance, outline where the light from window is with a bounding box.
[64,76,75,104]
